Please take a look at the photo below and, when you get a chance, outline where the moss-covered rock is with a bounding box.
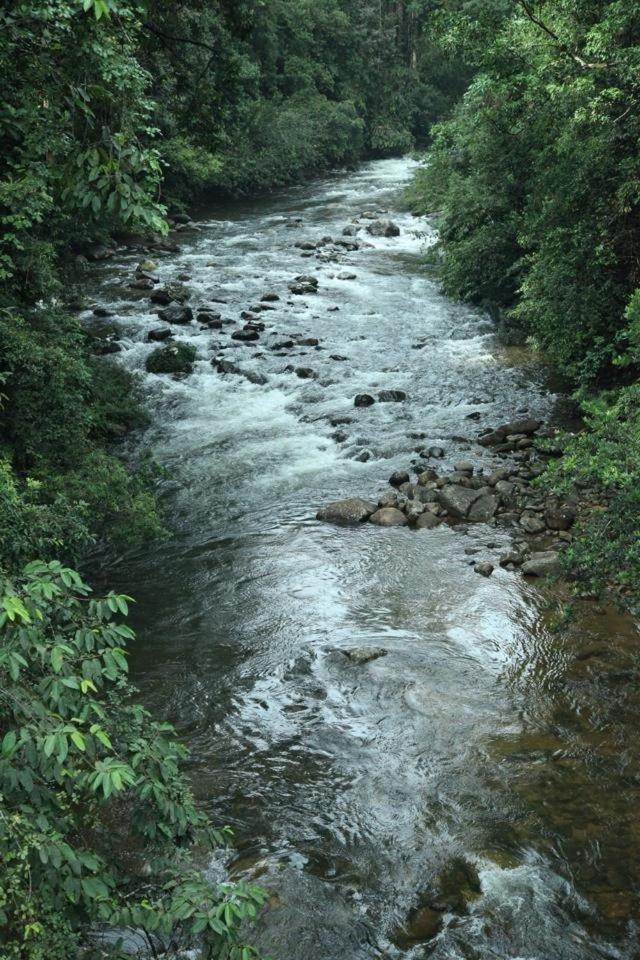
[146,342,197,374]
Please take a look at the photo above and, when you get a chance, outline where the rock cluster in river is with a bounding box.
[317,417,575,582]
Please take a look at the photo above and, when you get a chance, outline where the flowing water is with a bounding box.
[86,159,640,959]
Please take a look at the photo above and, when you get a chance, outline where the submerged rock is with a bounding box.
[342,646,387,664]
[354,394,375,407]
[316,498,377,525]
[378,389,406,402]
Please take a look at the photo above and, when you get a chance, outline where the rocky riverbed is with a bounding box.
[82,158,640,960]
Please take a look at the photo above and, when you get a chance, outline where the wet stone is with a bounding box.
[369,507,408,527]
[389,471,410,488]
[378,389,406,402]
[316,498,376,525]
[342,646,387,665]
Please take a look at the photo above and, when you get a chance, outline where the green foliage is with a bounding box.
[140,0,463,199]
[410,0,640,380]
[408,2,640,602]
[541,385,640,603]
[0,561,266,959]
[1,1,167,301]
[0,306,163,569]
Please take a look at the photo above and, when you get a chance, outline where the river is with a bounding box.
[86,158,640,959]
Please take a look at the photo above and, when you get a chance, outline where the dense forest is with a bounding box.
[2,1,640,957]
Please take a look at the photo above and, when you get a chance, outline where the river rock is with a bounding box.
[354,394,375,407]
[158,304,194,325]
[129,277,155,290]
[146,342,196,375]
[436,485,482,519]
[243,370,269,385]
[330,353,348,361]
[455,461,474,475]
[428,446,445,459]
[261,293,280,302]
[366,218,400,238]
[479,419,542,447]
[215,359,240,375]
[151,285,183,306]
[521,551,562,577]
[342,646,387,664]
[232,327,260,342]
[272,340,294,350]
[369,507,408,527]
[147,327,173,342]
[317,498,377,525]
[520,512,546,534]
[337,271,357,280]
[295,367,316,379]
[499,549,527,567]
[378,389,406,402]
[288,282,317,295]
[467,492,499,523]
[415,511,441,530]
[390,470,410,488]
[393,906,442,948]
[544,502,576,530]
[474,562,494,577]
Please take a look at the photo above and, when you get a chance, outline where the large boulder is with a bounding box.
[521,552,562,577]
[366,219,400,238]
[316,498,376,525]
[146,342,196,375]
[369,507,408,527]
[436,485,482,519]
[467,492,499,523]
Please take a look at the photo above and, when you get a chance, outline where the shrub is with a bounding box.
[0,561,266,959]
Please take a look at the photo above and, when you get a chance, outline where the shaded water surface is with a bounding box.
[87,160,640,958]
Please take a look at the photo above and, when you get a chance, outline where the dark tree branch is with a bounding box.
[143,21,217,55]
[518,1,613,71]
